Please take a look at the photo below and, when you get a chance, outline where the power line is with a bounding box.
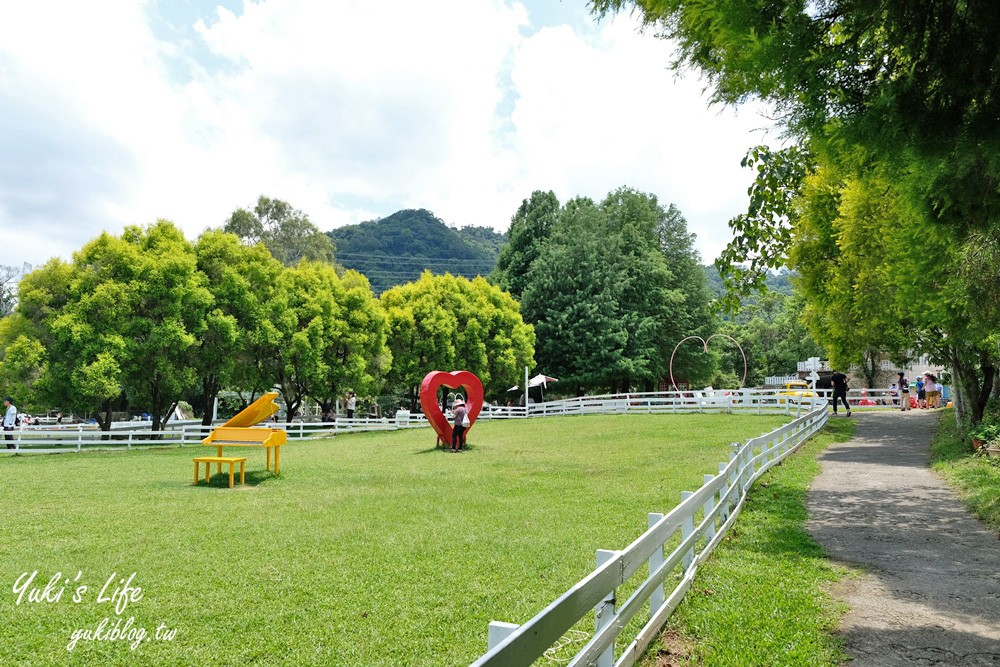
[336,253,496,267]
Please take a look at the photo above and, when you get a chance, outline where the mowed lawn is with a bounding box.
[0,413,791,666]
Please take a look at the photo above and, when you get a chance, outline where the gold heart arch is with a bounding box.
[669,334,748,392]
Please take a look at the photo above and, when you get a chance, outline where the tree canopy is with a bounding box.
[516,188,714,393]
[224,195,335,266]
[591,0,1000,422]
[380,271,535,407]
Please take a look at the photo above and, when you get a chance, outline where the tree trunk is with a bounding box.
[949,347,997,425]
[95,400,114,434]
[861,348,879,390]
[201,376,220,426]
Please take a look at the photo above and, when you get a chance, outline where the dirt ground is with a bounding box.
[807,410,1000,666]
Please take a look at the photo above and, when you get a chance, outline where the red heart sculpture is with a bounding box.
[419,370,484,445]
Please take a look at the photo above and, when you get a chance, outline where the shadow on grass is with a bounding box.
[414,443,478,455]
[191,468,277,489]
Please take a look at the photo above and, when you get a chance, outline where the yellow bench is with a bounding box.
[193,456,246,488]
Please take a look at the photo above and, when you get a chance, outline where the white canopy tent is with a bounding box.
[509,373,559,404]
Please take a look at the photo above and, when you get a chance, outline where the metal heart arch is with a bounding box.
[669,334,747,391]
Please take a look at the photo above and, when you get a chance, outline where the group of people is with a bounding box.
[893,371,944,411]
[830,370,945,415]
[915,373,943,409]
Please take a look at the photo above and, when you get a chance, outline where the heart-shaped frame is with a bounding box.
[669,334,747,391]
[419,370,484,446]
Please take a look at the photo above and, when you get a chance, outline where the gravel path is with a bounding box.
[806,410,1000,666]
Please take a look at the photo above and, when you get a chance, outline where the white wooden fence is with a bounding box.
[2,388,872,454]
[0,387,935,455]
[470,395,830,667]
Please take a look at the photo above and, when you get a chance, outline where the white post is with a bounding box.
[648,513,665,616]
[703,474,716,541]
[212,396,219,422]
[680,491,695,571]
[525,365,530,411]
[718,462,730,520]
[595,549,616,667]
[487,621,519,651]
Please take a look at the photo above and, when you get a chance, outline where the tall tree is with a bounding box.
[491,190,560,300]
[520,193,706,393]
[307,269,391,418]
[381,272,535,408]
[224,195,335,266]
[267,261,389,422]
[0,314,46,411]
[0,263,30,317]
[193,230,285,425]
[17,222,211,430]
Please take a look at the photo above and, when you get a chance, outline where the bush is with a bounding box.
[968,416,1000,444]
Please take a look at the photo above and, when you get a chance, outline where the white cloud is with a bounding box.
[0,0,778,271]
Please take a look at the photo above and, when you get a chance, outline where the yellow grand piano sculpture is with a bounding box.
[199,391,288,479]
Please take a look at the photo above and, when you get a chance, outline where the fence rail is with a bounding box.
[470,395,830,667]
[0,387,940,455]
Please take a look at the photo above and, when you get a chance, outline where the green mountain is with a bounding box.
[703,265,795,300]
[328,209,506,294]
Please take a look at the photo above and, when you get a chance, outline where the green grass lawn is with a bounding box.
[0,413,791,666]
[930,408,1000,529]
[651,418,856,667]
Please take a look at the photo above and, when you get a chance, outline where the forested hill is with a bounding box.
[702,265,795,299]
[328,209,506,294]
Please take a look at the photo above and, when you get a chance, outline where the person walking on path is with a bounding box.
[897,371,911,411]
[807,411,1000,665]
[2,397,16,448]
[345,392,356,420]
[830,370,851,416]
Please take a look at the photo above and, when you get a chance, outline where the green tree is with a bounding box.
[521,194,699,393]
[0,314,46,411]
[717,292,823,386]
[651,201,716,386]
[113,222,212,431]
[225,195,334,266]
[308,269,391,418]
[521,199,630,393]
[17,222,211,431]
[193,230,285,425]
[381,272,535,408]
[491,191,560,300]
[790,162,997,422]
[15,258,121,425]
[267,262,390,422]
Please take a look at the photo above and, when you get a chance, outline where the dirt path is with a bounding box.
[806,410,1000,666]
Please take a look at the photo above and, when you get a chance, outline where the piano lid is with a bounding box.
[221,391,281,428]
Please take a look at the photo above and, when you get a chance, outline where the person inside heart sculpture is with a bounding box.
[450,398,470,452]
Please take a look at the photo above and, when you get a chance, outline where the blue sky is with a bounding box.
[0,0,777,271]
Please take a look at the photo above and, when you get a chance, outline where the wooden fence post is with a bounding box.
[648,513,665,616]
[703,474,716,541]
[487,621,519,651]
[680,492,695,571]
[596,549,617,667]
